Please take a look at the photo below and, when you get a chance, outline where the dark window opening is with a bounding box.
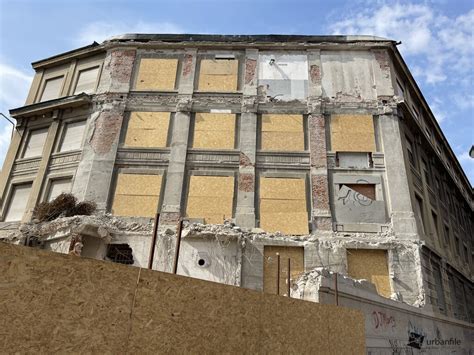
[107,244,134,265]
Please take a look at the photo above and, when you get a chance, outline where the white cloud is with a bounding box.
[0,63,33,109]
[456,151,474,184]
[76,21,185,46]
[0,123,13,169]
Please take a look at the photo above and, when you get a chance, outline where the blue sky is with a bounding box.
[0,0,473,184]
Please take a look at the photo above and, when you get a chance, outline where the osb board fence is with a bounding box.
[0,243,365,354]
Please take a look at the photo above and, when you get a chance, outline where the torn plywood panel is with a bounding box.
[347,249,391,298]
[330,114,376,152]
[135,58,178,91]
[198,59,238,92]
[258,53,308,101]
[124,112,170,148]
[261,114,304,151]
[185,175,234,224]
[193,113,235,149]
[111,173,162,217]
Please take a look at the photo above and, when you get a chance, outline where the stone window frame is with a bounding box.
[255,170,311,233]
[119,111,175,150]
[0,177,34,222]
[107,167,166,218]
[188,111,240,151]
[182,168,238,223]
[40,172,75,203]
[53,116,89,154]
[193,51,245,93]
[69,55,105,96]
[130,51,184,92]
[34,64,70,103]
[256,113,309,152]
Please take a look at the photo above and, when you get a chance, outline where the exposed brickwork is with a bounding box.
[109,49,136,92]
[244,58,257,85]
[373,50,390,73]
[182,53,194,77]
[309,114,327,169]
[313,216,332,231]
[311,174,330,211]
[239,152,254,167]
[238,173,255,193]
[89,111,123,155]
[309,64,321,85]
[160,212,181,225]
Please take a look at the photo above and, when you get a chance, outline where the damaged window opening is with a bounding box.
[341,184,376,201]
[106,244,134,265]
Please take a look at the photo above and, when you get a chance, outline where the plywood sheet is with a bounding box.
[260,199,307,212]
[124,112,170,148]
[347,249,391,297]
[260,177,306,200]
[193,113,235,149]
[262,114,303,132]
[261,114,304,151]
[135,58,178,91]
[330,114,376,152]
[112,174,162,217]
[263,246,305,295]
[260,212,309,235]
[198,59,238,92]
[186,175,234,224]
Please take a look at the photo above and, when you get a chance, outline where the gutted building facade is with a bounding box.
[1,34,472,330]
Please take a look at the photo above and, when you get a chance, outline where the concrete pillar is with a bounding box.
[0,125,25,207]
[71,48,136,210]
[235,49,258,229]
[379,113,418,237]
[309,114,332,232]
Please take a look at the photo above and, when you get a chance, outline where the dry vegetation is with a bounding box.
[33,193,96,222]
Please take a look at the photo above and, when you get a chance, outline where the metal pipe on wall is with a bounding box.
[172,219,183,274]
[147,213,160,269]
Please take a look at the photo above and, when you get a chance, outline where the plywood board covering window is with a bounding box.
[135,58,178,91]
[23,128,48,158]
[263,246,304,295]
[4,184,32,222]
[112,173,162,217]
[330,114,375,152]
[261,114,304,151]
[124,112,170,148]
[185,175,234,224]
[198,59,238,92]
[59,121,86,152]
[347,249,391,297]
[47,179,72,201]
[40,76,63,102]
[259,177,308,235]
[74,66,99,94]
[193,113,235,149]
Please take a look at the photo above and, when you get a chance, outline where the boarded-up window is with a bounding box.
[261,114,304,151]
[59,121,87,152]
[330,114,375,152]
[263,246,304,295]
[259,177,308,235]
[337,152,370,168]
[47,178,72,201]
[347,249,391,297]
[74,66,100,94]
[124,112,170,148]
[22,128,48,158]
[4,184,32,221]
[343,184,376,200]
[111,173,162,217]
[193,113,235,149]
[198,59,238,92]
[185,175,234,224]
[40,76,63,102]
[135,58,178,91]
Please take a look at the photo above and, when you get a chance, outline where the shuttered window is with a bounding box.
[22,128,48,158]
[4,184,32,221]
[40,76,63,102]
[59,121,86,152]
[74,67,99,94]
[47,179,72,201]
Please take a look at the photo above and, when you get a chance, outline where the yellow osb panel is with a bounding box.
[125,112,170,148]
[111,195,159,218]
[261,132,304,151]
[114,174,162,196]
[186,175,234,224]
[135,58,178,91]
[347,249,391,298]
[198,59,238,92]
[193,113,235,149]
[263,246,305,295]
[260,199,307,213]
[260,177,306,200]
[262,115,303,132]
[330,114,376,152]
[260,212,309,235]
